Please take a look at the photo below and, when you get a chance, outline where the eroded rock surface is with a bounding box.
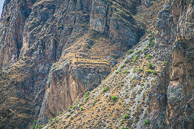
[0,0,142,128]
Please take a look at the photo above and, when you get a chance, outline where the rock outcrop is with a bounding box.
[0,0,142,128]
[0,0,193,129]
[40,0,193,129]
[149,0,194,128]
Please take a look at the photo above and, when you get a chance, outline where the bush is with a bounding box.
[144,118,149,126]
[133,55,139,62]
[127,50,133,54]
[65,114,70,117]
[121,128,126,129]
[148,40,155,47]
[148,63,153,69]
[146,54,152,59]
[73,105,77,109]
[123,114,129,119]
[34,120,37,124]
[144,46,148,51]
[136,68,143,73]
[85,91,90,97]
[149,36,154,42]
[102,86,110,93]
[123,70,128,74]
[121,64,126,69]
[93,99,98,106]
[163,61,167,65]
[84,97,89,102]
[152,31,155,35]
[148,36,155,47]
[146,69,152,74]
[152,70,157,75]
[49,119,54,121]
[38,125,43,129]
[124,59,130,63]
[32,126,35,129]
[135,50,142,55]
[111,96,117,101]
[80,107,85,111]
[54,118,59,123]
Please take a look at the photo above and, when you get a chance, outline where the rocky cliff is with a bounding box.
[0,0,193,129]
[0,0,143,128]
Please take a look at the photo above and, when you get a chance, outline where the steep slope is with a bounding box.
[0,0,143,128]
[41,0,194,128]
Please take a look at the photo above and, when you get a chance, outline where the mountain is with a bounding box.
[0,0,193,129]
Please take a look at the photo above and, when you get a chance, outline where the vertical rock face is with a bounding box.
[0,0,37,72]
[149,0,193,128]
[0,0,142,128]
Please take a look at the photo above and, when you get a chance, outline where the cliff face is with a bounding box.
[41,0,193,129]
[0,0,142,128]
[149,0,194,128]
[0,0,193,129]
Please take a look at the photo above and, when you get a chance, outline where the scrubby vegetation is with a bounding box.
[144,118,149,126]
[85,91,90,97]
[102,85,110,93]
[148,63,153,69]
[123,114,129,119]
[146,54,152,59]
[133,55,139,62]
[127,50,134,54]
[111,96,117,101]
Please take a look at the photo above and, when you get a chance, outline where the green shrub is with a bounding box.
[57,112,62,116]
[152,70,157,75]
[73,105,77,109]
[146,69,152,74]
[133,55,139,62]
[32,126,35,129]
[34,120,37,124]
[49,119,54,121]
[127,50,133,54]
[148,36,155,47]
[121,128,126,129]
[65,114,70,117]
[149,36,154,42]
[102,86,110,93]
[144,118,149,126]
[146,54,152,59]
[54,118,59,123]
[136,68,143,73]
[148,63,153,69]
[123,114,129,119]
[121,64,126,69]
[135,50,142,55]
[144,46,148,51]
[80,107,85,111]
[148,40,155,47]
[163,61,167,65]
[124,59,130,63]
[70,117,73,120]
[119,69,122,73]
[77,99,80,101]
[123,70,128,74]
[84,97,89,102]
[93,99,98,106]
[38,125,43,129]
[111,96,117,101]
[85,91,90,97]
